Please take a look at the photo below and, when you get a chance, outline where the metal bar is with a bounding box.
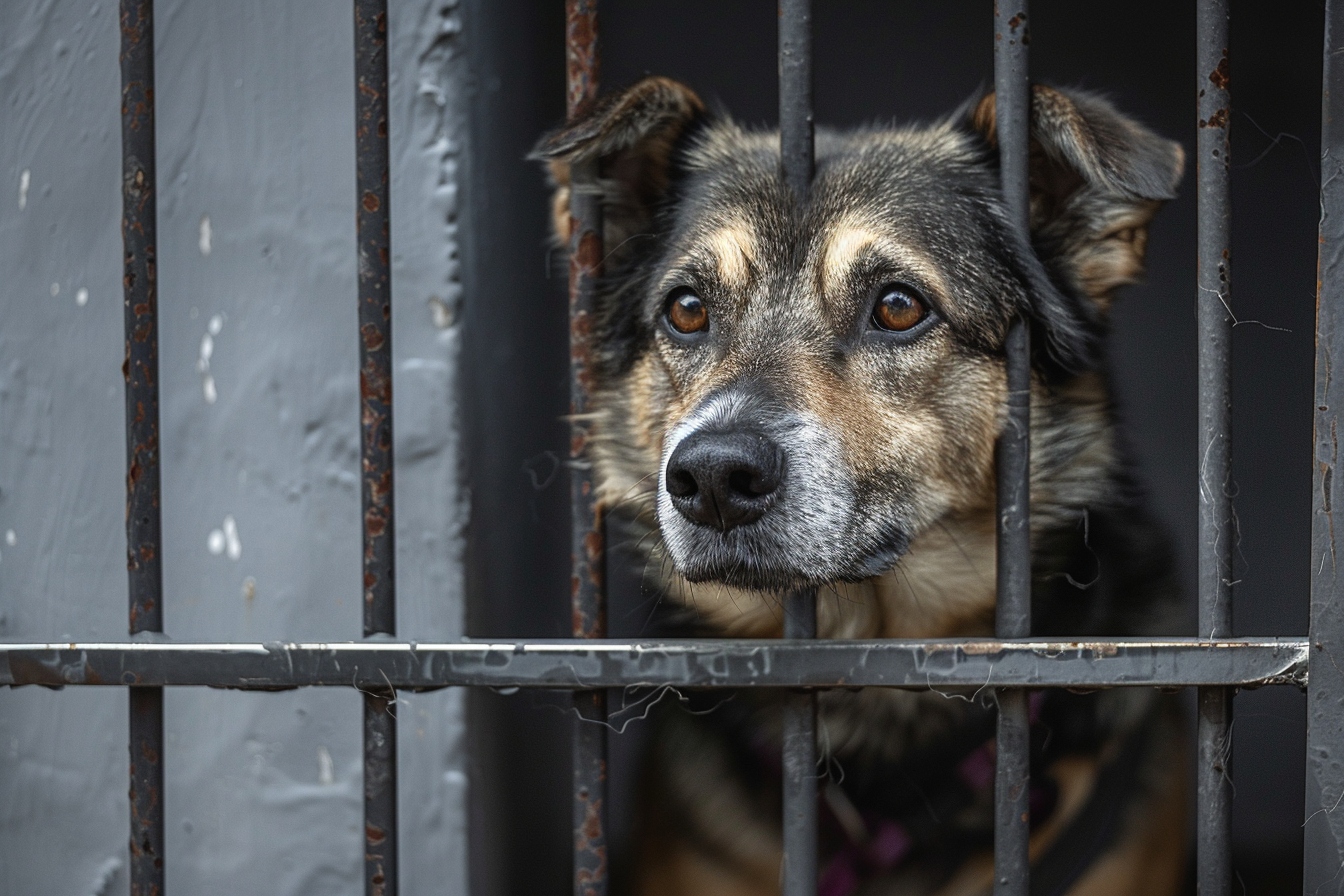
[1304,1,1344,890]
[993,3,1031,894]
[354,1,397,892]
[565,4,608,895]
[779,3,817,893]
[781,589,818,896]
[120,1,165,893]
[2,638,1307,690]
[779,0,813,197]
[1196,2,1233,893]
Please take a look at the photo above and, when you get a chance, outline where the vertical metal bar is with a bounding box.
[993,3,1032,895]
[781,588,818,896]
[779,0,813,196]
[565,4,609,895]
[1196,2,1233,894]
[1304,2,1344,891]
[355,1,398,893]
[121,2,166,893]
[779,3,817,894]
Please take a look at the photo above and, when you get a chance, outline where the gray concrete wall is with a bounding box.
[0,1,469,892]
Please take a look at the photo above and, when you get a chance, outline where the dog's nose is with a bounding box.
[665,430,784,531]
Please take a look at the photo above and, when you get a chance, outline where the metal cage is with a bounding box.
[3,1,1344,894]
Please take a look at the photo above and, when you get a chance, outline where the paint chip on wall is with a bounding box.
[198,316,224,404]
[317,746,334,785]
[207,515,242,560]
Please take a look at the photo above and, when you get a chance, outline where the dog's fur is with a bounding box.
[535,77,1187,895]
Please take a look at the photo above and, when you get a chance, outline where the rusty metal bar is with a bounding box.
[993,2,1032,893]
[2,638,1308,691]
[120,1,166,893]
[354,0,398,892]
[1196,1,1234,893]
[778,2,818,893]
[565,3,608,895]
[1304,1,1344,890]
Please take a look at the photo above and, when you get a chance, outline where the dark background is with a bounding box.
[461,2,1324,893]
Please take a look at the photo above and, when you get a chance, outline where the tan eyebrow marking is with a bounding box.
[818,222,951,304]
[703,223,757,290]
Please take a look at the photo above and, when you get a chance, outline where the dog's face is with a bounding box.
[536,79,1182,595]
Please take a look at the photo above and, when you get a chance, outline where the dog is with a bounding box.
[534,76,1187,896]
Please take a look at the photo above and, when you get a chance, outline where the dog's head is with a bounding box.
[534,78,1182,594]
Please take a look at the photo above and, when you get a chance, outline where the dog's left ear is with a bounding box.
[971,85,1185,312]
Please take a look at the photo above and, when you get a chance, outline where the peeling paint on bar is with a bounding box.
[120,1,166,893]
[355,1,398,893]
[565,4,609,895]
[0,639,1309,690]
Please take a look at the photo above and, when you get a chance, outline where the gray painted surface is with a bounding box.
[0,0,468,893]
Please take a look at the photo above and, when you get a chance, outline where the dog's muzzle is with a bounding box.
[665,429,785,532]
[655,392,899,589]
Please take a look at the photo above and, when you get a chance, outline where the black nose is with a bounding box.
[665,430,784,531]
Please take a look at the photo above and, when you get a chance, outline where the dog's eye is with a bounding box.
[666,290,709,334]
[871,285,928,332]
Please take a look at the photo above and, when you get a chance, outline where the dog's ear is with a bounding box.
[971,85,1185,312]
[532,76,706,252]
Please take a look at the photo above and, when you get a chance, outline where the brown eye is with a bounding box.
[666,290,709,334]
[871,285,928,332]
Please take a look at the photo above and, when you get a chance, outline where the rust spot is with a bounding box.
[1008,12,1025,30]
[129,460,142,486]
[360,369,391,405]
[361,322,386,352]
[565,0,600,119]
[139,543,155,563]
[366,823,387,845]
[1199,108,1229,130]
[362,191,380,213]
[365,508,387,538]
[1209,51,1230,90]
[576,229,602,271]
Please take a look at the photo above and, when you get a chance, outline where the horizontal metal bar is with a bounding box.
[1,638,1307,691]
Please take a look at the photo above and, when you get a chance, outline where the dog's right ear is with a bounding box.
[531,76,705,249]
